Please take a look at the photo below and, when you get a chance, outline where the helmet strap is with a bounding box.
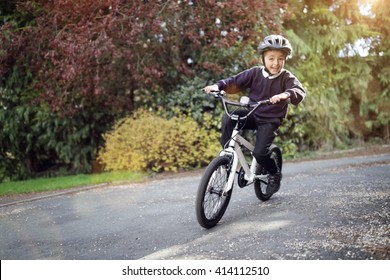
[262,55,272,74]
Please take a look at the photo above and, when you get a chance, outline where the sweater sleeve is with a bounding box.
[284,71,306,105]
[217,68,256,94]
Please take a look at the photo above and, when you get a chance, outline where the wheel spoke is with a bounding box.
[196,156,233,228]
[203,165,228,219]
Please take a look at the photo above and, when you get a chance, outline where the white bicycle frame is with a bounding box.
[220,123,269,196]
[209,90,270,196]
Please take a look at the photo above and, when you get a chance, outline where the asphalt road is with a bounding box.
[0,153,389,260]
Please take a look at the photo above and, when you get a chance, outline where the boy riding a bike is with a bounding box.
[203,34,306,194]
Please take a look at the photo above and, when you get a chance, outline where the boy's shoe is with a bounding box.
[267,172,282,194]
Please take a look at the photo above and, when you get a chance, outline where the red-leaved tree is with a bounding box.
[0,0,284,179]
[1,0,284,116]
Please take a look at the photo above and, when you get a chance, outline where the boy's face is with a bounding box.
[263,50,286,75]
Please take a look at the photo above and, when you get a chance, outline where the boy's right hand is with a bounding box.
[203,84,219,94]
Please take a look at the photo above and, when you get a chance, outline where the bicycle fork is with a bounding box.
[219,148,237,196]
[219,132,258,195]
[220,131,271,195]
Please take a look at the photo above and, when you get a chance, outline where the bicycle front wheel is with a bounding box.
[195,156,233,228]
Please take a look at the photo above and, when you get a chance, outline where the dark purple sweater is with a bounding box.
[217,66,305,119]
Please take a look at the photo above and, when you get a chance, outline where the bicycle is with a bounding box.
[195,90,283,228]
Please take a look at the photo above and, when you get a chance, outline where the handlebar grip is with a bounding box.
[263,99,271,105]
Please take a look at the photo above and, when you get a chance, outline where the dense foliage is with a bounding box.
[282,0,389,149]
[1,0,388,180]
[98,109,220,172]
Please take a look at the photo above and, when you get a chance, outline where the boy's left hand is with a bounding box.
[270,92,290,104]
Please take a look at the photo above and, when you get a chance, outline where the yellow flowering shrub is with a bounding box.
[97,109,220,172]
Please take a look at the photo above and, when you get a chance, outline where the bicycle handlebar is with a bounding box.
[208,90,270,121]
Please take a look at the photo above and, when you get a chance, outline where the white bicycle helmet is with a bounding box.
[258,34,293,59]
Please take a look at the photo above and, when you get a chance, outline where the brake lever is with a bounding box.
[249,99,271,108]
[208,90,226,98]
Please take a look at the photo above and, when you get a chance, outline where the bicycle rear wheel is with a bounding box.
[195,156,233,228]
[254,145,282,201]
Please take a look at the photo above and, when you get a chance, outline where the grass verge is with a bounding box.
[1,144,388,197]
[0,171,145,196]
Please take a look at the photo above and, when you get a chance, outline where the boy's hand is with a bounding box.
[270,92,290,104]
[203,84,219,94]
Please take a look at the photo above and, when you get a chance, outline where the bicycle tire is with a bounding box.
[254,145,283,201]
[195,156,233,228]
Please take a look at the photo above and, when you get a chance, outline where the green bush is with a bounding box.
[0,101,109,181]
[98,109,220,173]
